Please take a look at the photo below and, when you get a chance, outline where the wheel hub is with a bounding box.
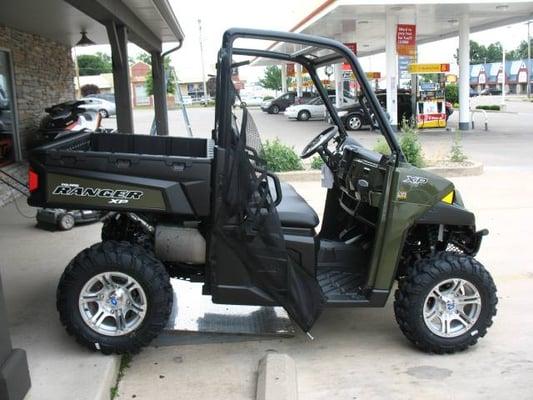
[78,272,147,337]
[423,278,482,338]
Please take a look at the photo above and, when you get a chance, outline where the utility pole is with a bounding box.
[526,20,531,99]
[198,18,209,104]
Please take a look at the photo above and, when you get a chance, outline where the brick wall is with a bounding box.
[0,24,75,155]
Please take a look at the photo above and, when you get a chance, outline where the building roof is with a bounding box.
[470,59,532,83]
[0,0,184,52]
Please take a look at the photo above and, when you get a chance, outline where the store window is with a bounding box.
[0,50,17,166]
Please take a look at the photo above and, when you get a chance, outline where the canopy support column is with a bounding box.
[334,63,343,108]
[296,63,303,97]
[0,274,31,400]
[106,22,134,133]
[151,51,169,136]
[459,15,470,130]
[281,64,288,93]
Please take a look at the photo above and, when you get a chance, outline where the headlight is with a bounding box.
[337,111,348,117]
[442,190,454,204]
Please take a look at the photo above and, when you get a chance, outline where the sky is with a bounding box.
[75,0,532,84]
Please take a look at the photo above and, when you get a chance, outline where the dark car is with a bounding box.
[479,87,505,96]
[260,91,316,114]
[337,89,453,130]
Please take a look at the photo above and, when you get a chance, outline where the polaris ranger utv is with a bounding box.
[27,28,496,354]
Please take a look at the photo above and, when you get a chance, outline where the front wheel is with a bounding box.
[297,110,311,121]
[345,114,362,130]
[57,241,172,354]
[270,104,280,114]
[394,252,497,354]
[98,109,109,118]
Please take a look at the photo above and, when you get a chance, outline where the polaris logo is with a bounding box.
[52,184,144,202]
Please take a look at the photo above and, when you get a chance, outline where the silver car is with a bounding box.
[79,97,116,118]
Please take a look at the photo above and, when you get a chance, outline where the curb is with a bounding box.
[95,355,121,400]
[256,353,298,400]
[278,161,483,182]
[424,161,483,177]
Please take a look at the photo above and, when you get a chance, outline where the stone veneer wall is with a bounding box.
[0,24,75,155]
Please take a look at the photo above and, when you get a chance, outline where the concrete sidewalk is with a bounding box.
[117,169,533,400]
[0,200,119,400]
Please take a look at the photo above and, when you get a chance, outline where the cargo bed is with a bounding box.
[28,131,214,217]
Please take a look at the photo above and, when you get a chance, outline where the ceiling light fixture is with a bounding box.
[76,31,95,47]
[496,4,509,11]
[358,20,369,24]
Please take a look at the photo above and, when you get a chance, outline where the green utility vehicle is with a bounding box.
[27,28,497,354]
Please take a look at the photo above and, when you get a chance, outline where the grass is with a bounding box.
[110,353,132,399]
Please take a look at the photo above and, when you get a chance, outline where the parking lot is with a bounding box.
[2,101,533,399]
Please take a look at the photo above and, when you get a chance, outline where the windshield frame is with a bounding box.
[215,28,404,161]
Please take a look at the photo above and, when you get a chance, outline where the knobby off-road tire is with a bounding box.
[394,252,497,354]
[57,241,172,354]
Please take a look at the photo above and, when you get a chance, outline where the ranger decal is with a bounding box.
[52,184,144,201]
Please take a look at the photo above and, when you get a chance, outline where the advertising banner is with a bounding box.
[396,24,416,56]
[287,63,295,77]
[342,42,357,71]
[408,63,450,74]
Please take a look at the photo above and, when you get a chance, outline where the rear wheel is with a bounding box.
[394,252,497,353]
[345,114,362,130]
[270,104,280,114]
[98,109,109,118]
[297,110,311,121]
[57,241,172,354]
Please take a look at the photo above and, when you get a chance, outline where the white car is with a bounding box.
[238,96,264,107]
[79,97,116,118]
[285,95,352,121]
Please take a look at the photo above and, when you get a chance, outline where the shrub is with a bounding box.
[373,138,391,155]
[445,83,458,105]
[261,138,303,172]
[80,84,100,97]
[453,102,459,109]
[399,118,424,167]
[476,105,500,111]
[310,155,325,169]
[450,132,467,163]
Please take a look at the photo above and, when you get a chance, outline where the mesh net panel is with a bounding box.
[214,104,324,332]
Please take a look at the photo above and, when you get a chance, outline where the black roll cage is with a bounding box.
[214,28,404,161]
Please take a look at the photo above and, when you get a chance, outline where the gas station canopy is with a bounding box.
[270,0,533,58]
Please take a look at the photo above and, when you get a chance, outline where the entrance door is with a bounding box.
[0,50,18,166]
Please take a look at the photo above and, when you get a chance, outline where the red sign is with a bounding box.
[396,24,416,56]
[342,42,357,71]
[440,64,450,72]
[287,63,295,77]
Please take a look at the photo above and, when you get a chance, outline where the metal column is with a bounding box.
[281,64,288,93]
[151,52,169,136]
[386,10,399,130]
[334,63,343,108]
[459,15,470,130]
[106,22,134,133]
[295,64,303,97]
[0,274,31,400]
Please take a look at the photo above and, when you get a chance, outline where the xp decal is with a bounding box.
[402,175,429,186]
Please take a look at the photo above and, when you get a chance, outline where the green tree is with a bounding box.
[445,83,458,104]
[77,53,112,76]
[142,56,177,96]
[259,66,283,91]
[454,39,530,64]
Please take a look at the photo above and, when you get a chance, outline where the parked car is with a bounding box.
[261,91,315,114]
[238,96,264,107]
[336,89,453,130]
[86,93,116,104]
[79,97,116,118]
[177,95,193,105]
[285,95,352,121]
[479,88,506,96]
[36,208,102,231]
[470,88,479,97]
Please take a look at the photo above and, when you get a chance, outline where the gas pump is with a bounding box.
[409,63,450,129]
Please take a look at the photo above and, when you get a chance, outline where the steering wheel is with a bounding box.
[300,126,338,159]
